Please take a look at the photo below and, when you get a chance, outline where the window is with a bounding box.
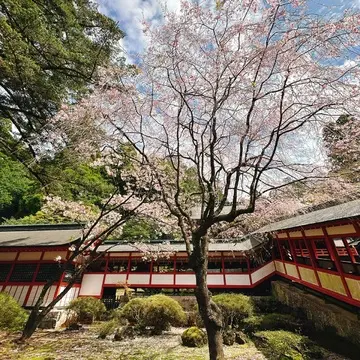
[313,239,336,271]
[153,259,174,273]
[130,259,150,272]
[294,240,312,266]
[175,258,192,272]
[108,259,128,273]
[279,240,294,262]
[87,260,107,272]
[0,264,11,282]
[9,264,37,282]
[224,257,248,273]
[208,257,222,273]
[341,237,360,275]
[35,263,62,282]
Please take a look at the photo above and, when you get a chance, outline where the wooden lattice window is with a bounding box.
[35,263,62,282]
[9,263,37,282]
[0,264,12,281]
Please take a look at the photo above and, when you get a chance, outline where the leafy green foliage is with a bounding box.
[253,330,324,360]
[144,295,186,334]
[120,295,186,335]
[0,0,122,159]
[181,327,207,347]
[120,218,162,241]
[0,292,28,331]
[0,152,42,222]
[67,297,106,323]
[44,162,115,206]
[120,298,147,327]
[212,293,254,328]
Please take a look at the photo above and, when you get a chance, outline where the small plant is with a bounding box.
[0,292,28,331]
[181,326,207,347]
[212,293,254,328]
[67,297,106,323]
[97,319,117,339]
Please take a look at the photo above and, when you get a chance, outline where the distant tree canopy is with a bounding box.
[0,152,42,221]
[0,0,123,166]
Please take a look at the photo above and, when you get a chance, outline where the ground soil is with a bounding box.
[0,327,349,360]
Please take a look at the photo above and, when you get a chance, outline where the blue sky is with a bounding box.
[96,0,359,64]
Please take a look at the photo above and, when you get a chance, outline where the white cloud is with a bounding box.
[96,0,181,63]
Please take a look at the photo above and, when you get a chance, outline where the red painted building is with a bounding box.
[0,199,359,309]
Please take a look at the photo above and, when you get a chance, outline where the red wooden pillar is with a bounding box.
[276,236,288,275]
[221,252,227,286]
[246,256,252,286]
[99,253,109,299]
[286,232,301,279]
[173,254,177,287]
[126,253,131,282]
[322,227,352,298]
[301,230,321,286]
[149,258,153,286]
[342,238,356,264]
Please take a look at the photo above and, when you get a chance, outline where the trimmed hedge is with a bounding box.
[182,326,207,347]
[0,292,28,331]
[67,297,106,323]
[212,293,254,327]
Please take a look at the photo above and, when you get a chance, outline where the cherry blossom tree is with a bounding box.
[323,115,360,182]
[44,1,360,358]
[19,162,174,341]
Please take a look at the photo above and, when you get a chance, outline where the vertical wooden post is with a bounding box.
[301,230,321,286]
[221,252,226,286]
[286,232,301,279]
[322,227,352,298]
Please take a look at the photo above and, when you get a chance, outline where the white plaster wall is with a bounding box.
[79,274,104,296]
[207,274,224,286]
[127,274,150,285]
[251,262,275,284]
[175,274,196,286]
[151,274,174,285]
[57,286,80,307]
[225,274,251,286]
[104,273,127,285]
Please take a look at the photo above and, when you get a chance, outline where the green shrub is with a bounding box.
[253,330,324,360]
[181,326,207,347]
[67,297,106,323]
[120,295,186,334]
[143,294,186,334]
[212,294,254,328]
[98,319,117,339]
[120,298,147,327]
[243,313,303,334]
[0,292,28,331]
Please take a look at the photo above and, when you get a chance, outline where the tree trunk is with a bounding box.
[192,235,225,360]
